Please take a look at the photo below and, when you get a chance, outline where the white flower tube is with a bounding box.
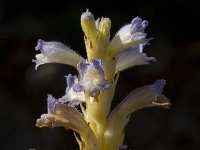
[107,17,149,55]
[59,74,85,107]
[33,39,83,69]
[115,43,156,73]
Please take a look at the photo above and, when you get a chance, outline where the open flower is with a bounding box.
[115,43,156,73]
[107,16,149,55]
[33,39,83,69]
[73,59,110,97]
[59,74,85,107]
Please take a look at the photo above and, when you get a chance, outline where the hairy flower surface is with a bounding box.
[115,43,156,72]
[107,17,149,55]
[73,59,110,97]
[34,9,171,150]
[59,74,85,106]
[33,39,83,69]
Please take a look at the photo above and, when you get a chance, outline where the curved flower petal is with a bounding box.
[110,79,170,121]
[47,94,58,115]
[107,17,149,55]
[36,96,99,150]
[73,59,110,97]
[59,74,85,107]
[131,17,148,32]
[104,80,171,150]
[33,39,83,69]
[115,43,156,73]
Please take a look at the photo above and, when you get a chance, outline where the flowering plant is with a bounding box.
[34,9,170,150]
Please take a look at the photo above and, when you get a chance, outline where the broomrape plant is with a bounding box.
[34,9,171,150]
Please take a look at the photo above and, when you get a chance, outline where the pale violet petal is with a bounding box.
[108,17,149,55]
[90,88,100,97]
[65,74,78,90]
[73,83,85,92]
[33,39,83,69]
[98,80,110,90]
[47,94,58,115]
[131,17,148,32]
[78,59,105,78]
[79,60,88,76]
[90,59,105,77]
[115,43,156,73]
[59,74,85,106]
[75,59,110,97]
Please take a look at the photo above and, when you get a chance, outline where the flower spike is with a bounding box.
[34,10,170,150]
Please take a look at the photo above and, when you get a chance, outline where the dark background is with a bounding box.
[1,0,200,149]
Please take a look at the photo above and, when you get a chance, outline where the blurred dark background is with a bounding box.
[0,0,200,149]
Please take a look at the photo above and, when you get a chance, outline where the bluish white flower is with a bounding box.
[43,74,85,109]
[73,59,110,97]
[115,43,156,73]
[59,74,85,107]
[33,39,83,69]
[107,17,149,55]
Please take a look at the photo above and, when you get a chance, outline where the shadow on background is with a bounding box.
[0,0,200,149]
